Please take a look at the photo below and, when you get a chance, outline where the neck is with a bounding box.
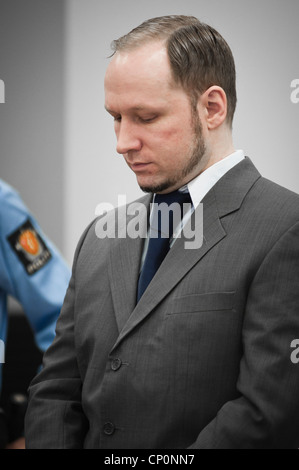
[202,125,235,171]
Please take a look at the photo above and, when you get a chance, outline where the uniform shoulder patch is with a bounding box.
[7,219,52,275]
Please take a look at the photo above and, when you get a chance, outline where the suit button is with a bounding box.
[111,358,122,371]
[103,422,115,436]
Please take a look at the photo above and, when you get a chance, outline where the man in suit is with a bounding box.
[25,15,299,449]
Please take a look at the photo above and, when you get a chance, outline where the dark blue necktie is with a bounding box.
[137,189,192,302]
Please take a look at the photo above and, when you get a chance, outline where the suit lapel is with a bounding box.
[110,157,261,350]
[108,194,151,332]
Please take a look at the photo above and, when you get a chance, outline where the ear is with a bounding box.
[200,86,227,129]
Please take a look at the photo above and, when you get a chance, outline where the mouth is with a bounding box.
[130,162,152,172]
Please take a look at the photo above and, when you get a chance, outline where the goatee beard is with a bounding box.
[140,118,207,194]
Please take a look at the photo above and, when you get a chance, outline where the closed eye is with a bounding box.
[138,116,157,123]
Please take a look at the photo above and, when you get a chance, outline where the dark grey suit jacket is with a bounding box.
[25,158,299,448]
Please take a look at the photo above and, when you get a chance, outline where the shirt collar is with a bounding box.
[179,150,245,208]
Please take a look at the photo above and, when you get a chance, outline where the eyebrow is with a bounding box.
[104,105,158,114]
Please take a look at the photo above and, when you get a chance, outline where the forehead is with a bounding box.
[104,42,180,110]
[105,41,171,85]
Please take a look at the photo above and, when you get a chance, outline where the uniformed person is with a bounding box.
[0,178,71,447]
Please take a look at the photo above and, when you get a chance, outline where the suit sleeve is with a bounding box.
[24,225,92,449]
[190,220,299,449]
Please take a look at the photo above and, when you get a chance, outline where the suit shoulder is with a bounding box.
[249,176,299,226]
[259,176,299,198]
[257,177,299,207]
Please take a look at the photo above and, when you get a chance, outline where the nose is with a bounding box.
[116,120,142,155]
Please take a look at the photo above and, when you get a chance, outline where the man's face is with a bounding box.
[104,41,208,194]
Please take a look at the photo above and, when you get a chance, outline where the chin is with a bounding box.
[139,181,175,194]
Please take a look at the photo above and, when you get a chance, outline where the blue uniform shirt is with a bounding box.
[0,179,71,392]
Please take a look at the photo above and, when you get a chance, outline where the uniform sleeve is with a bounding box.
[0,182,71,352]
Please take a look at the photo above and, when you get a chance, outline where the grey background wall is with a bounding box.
[0,0,65,252]
[1,0,299,266]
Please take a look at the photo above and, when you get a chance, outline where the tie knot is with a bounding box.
[154,189,192,207]
[151,189,192,238]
